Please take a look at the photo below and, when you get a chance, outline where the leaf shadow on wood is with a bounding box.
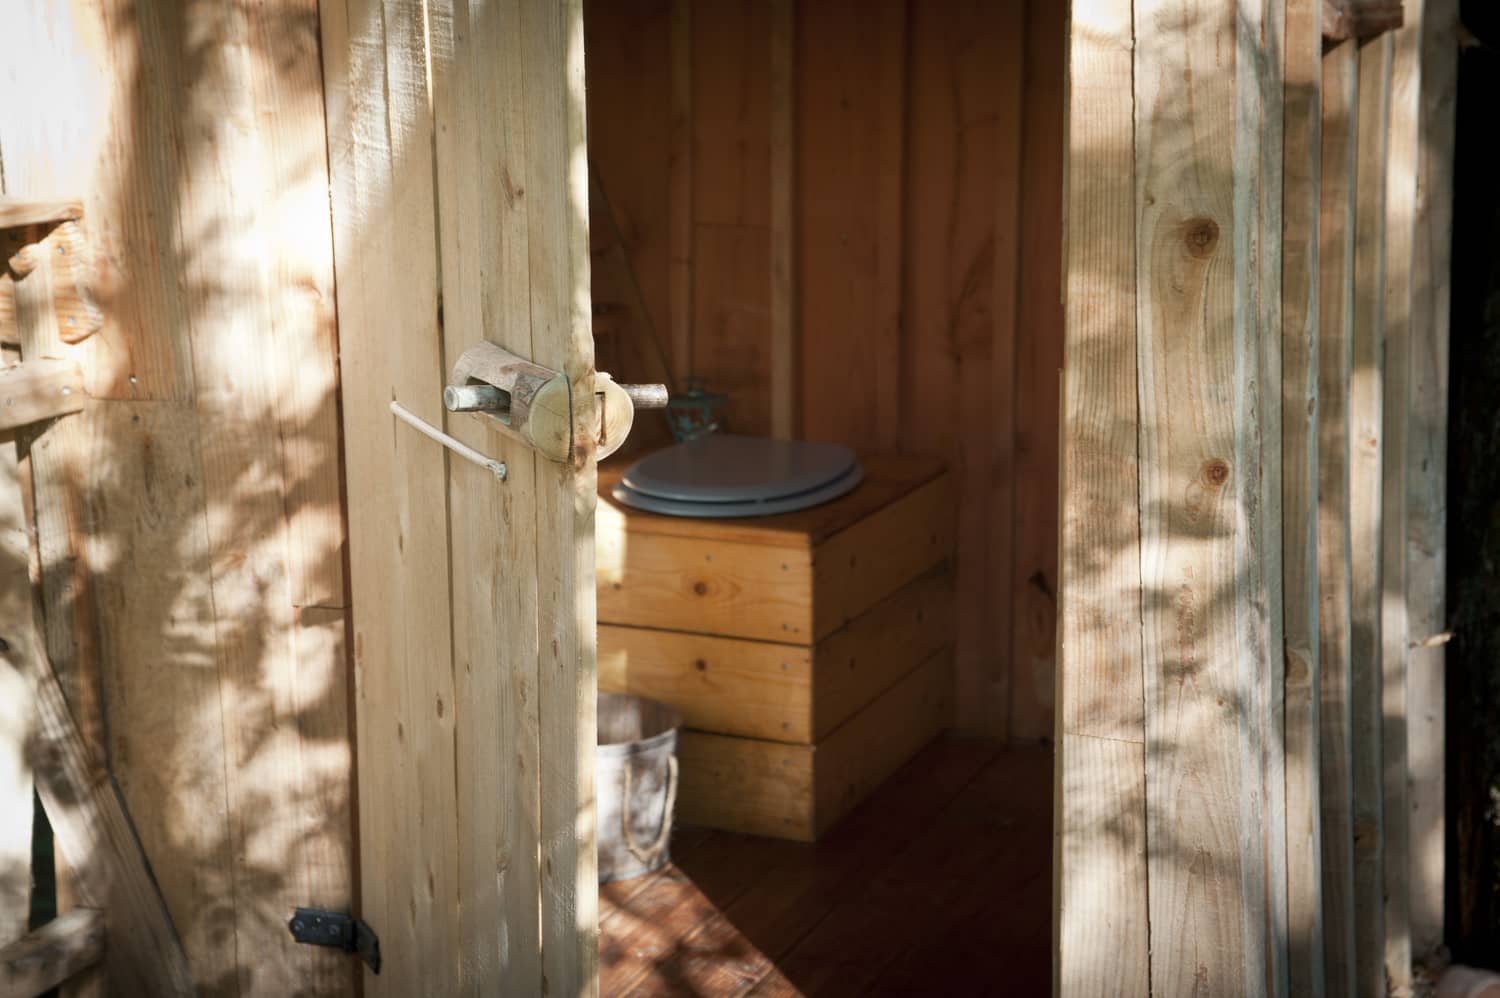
[0,1,354,995]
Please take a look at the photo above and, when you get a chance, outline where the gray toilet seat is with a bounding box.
[613,435,863,518]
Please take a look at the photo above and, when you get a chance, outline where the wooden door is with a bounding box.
[319,0,599,994]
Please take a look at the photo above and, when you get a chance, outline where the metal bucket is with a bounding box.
[597,693,682,883]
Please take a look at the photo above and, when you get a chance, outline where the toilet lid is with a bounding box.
[613,435,863,518]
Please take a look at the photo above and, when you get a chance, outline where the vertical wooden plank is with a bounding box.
[428,0,543,989]
[670,0,694,383]
[692,0,770,434]
[0,350,34,946]
[251,0,349,614]
[873,1,908,455]
[1317,38,1360,996]
[1283,0,1326,992]
[987,0,1025,741]
[901,1,1011,734]
[1349,33,1392,995]
[1056,0,1149,992]
[583,1,674,402]
[769,0,796,440]
[1407,0,1457,963]
[518,0,600,992]
[1132,0,1283,990]
[797,0,908,450]
[1256,5,1292,991]
[1381,3,1424,991]
[1008,0,1066,742]
[320,0,459,993]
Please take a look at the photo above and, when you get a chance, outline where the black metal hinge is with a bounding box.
[288,907,381,974]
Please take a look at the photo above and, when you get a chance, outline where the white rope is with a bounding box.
[622,756,678,867]
[389,400,508,481]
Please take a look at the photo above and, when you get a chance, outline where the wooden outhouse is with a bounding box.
[0,0,1460,994]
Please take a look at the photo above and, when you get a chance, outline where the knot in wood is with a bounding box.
[1182,217,1220,258]
[1203,458,1230,487]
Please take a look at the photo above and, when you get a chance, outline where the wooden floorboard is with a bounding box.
[600,739,1050,996]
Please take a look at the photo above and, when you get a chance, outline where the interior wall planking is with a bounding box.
[1007,0,1067,743]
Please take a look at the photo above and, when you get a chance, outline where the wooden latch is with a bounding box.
[445,341,664,463]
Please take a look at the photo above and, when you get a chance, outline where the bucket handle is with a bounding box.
[621,755,679,868]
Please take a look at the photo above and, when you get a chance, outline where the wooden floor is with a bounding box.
[599,739,1052,996]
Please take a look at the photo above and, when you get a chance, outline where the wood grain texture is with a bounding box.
[600,567,951,745]
[769,0,795,440]
[1132,0,1284,991]
[797,0,909,451]
[1283,0,1327,992]
[1406,0,1456,962]
[0,350,34,948]
[1007,0,1065,743]
[430,3,544,985]
[2,2,354,993]
[1381,4,1424,991]
[598,459,949,643]
[321,0,459,992]
[0,477,192,998]
[1324,0,1405,39]
[600,625,814,741]
[0,199,83,230]
[329,0,601,991]
[0,360,85,433]
[677,650,950,840]
[1056,0,1149,993]
[1349,34,1393,994]
[0,908,103,998]
[902,0,1016,735]
[692,0,771,434]
[519,2,601,989]
[667,0,694,384]
[1317,38,1361,996]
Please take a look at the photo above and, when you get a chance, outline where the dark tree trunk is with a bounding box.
[1447,11,1500,968]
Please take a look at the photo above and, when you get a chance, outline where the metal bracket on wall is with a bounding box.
[287,907,382,974]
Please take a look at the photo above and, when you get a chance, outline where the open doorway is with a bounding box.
[582,1,1065,992]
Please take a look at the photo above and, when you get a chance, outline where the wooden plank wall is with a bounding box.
[584,0,1067,738]
[0,1,353,995]
[1058,0,1458,993]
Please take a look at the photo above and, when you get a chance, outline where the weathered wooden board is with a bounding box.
[1317,38,1362,998]
[0,360,85,434]
[1056,0,1150,992]
[1324,0,1405,39]
[1007,0,1066,742]
[1382,4,1425,990]
[0,348,34,947]
[0,908,104,998]
[0,2,354,994]
[1283,0,1327,992]
[1350,33,1393,993]
[1132,0,1285,993]
[324,0,599,991]
[1407,0,1458,963]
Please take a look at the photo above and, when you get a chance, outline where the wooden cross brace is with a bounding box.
[0,196,194,995]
